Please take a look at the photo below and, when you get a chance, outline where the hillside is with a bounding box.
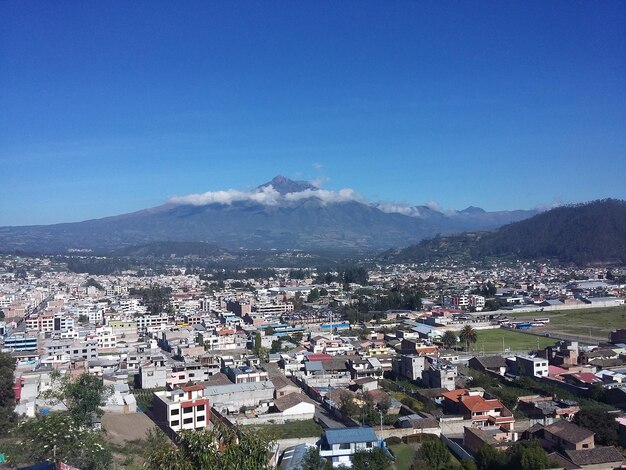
[385,199,626,265]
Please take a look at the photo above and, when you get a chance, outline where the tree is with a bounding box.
[459,325,477,350]
[441,330,458,349]
[300,446,329,470]
[414,438,450,470]
[42,371,111,426]
[0,309,4,320]
[0,352,17,435]
[8,412,112,470]
[78,314,89,324]
[351,448,389,470]
[574,408,619,446]
[253,332,262,356]
[144,426,275,470]
[475,444,506,470]
[507,440,553,470]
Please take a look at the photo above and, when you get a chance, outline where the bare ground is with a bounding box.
[102,412,156,446]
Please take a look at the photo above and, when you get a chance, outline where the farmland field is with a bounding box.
[508,306,626,341]
[468,328,557,354]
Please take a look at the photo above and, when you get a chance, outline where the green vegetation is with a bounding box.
[387,199,626,265]
[43,371,112,426]
[6,412,112,469]
[468,368,616,414]
[129,285,173,314]
[242,419,322,440]
[352,447,390,470]
[475,439,558,470]
[509,306,626,340]
[459,325,478,350]
[413,438,452,469]
[144,426,274,470]
[574,408,619,446]
[441,330,458,349]
[389,443,416,470]
[0,352,16,435]
[471,328,555,354]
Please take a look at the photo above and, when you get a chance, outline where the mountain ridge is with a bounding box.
[383,199,626,265]
[0,176,539,254]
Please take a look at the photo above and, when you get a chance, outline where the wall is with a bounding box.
[229,412,315,426]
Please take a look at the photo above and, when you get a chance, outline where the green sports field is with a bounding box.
[468,328,557,354]
[508,306,626,341]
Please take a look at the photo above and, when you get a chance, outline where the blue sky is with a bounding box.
[1,1,625,225]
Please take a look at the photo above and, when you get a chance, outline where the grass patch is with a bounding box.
[390,444,416,470]
[467,328,556,354]
[509,306,626,340]
[242,419,323,440]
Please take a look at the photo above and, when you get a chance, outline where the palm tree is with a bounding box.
[441,330,458,349]
[459,325,477,351]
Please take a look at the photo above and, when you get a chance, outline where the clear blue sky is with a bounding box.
[1,1,625,225]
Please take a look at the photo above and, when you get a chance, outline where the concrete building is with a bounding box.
[514,355,549,378]
[153,385,210,433]
[204,381,275,413]
[393,355,426,382]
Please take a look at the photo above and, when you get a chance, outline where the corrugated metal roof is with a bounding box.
[324,427,377,445]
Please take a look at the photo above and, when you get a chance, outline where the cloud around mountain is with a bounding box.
[167,176,438,217]
[168,185,367,207]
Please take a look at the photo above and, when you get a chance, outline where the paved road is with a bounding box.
[314,404,345,429]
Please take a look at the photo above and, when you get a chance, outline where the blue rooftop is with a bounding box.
[324,427,377,445]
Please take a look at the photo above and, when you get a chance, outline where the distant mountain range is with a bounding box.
[383,199,626,265]
[0,176,539,254]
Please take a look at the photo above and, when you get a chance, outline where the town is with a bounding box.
[1,254,625,469]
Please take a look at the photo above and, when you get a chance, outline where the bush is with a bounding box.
[386,436,402,445]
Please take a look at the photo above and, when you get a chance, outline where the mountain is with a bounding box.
[384,199,626,265]
[257,175,317,194]
[0,176,538,254]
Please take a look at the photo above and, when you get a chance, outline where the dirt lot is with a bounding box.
[102,412,156,446]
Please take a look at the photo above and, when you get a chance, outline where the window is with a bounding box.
[171,409,179,415]
[183,418,193,424]
[197,404,205,411]
[366,442,373,448]
[339,443,350,450]
[170,420,179,426]
[197,415,205,421]
[183,407,193,414]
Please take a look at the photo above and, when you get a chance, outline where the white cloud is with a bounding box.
[168,185,365,207]
[169,181,449,217]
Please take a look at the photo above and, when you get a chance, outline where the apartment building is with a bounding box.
[152,385,210,432]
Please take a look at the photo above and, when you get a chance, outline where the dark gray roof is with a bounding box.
[565,446,625,466]
[472,355,507,369]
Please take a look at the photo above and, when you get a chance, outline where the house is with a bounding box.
[393,355,426,381]
[271,375,301,398]
[319,427,381,468]
[271,392,316,419]
[394,412,440,434]
[517,395,580,426]
[463,426,517,454]
[525,420,594,451]
[441,389,515,430]
[514,355,549,378]
[468,355,507,376]
[422,357,457,391]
